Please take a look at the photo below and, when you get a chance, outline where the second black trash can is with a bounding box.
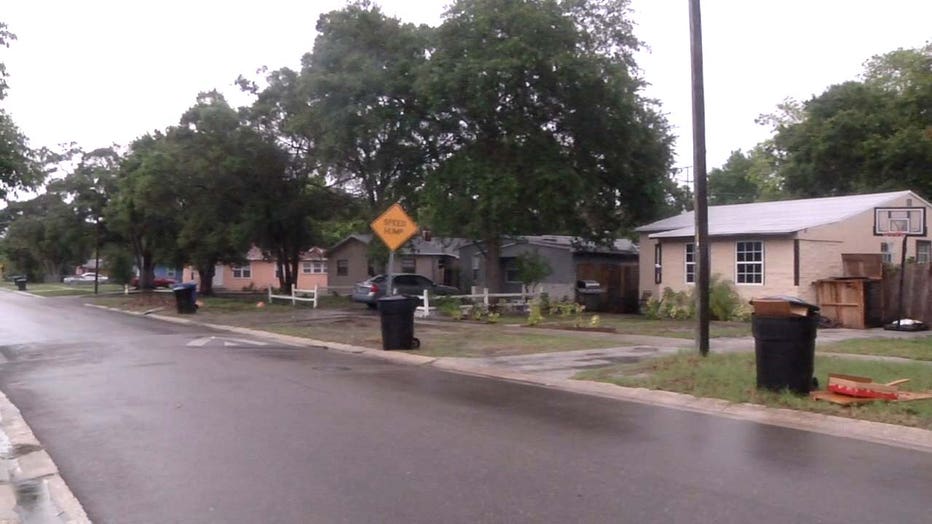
[172,283,198,314]
[751,297,820,394]
[378,295,420,350]
[14,277,27,291]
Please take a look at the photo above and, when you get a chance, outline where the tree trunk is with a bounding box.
[141,252,156,290]
[197,264,215,296]
[483,237,503,293]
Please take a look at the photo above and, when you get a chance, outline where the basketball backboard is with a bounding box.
[874,207,927,236]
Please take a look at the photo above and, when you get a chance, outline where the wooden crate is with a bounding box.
[816,278,879,329]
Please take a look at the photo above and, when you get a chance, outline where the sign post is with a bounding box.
[370,203,419,296]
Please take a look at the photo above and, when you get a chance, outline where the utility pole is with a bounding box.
[689,0,710,355]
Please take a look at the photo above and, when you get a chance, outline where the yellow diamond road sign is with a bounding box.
[371,203,419,252]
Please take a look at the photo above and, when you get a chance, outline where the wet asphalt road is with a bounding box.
[1,291,930,524]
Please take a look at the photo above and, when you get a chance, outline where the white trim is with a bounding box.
[232,264,252,279]
[684,242,695,284]
[735,240,764,286]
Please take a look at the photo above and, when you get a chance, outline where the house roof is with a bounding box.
[501,235,638,255]
[636,190,926,239]
[327,233,466,257]
[245,245,326,261]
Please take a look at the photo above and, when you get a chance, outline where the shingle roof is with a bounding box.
[637,190,924,238]
[504,235,638,255]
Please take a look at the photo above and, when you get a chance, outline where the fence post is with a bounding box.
[268,285,272,303]
[313,284,318,309]
[471,285,477,296]
[483,287,489,307]
[291,284,296,306]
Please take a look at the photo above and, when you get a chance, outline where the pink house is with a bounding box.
[184,246,328,291]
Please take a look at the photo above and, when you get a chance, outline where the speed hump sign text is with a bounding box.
[371,203,419,252]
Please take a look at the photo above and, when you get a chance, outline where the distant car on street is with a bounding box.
[130,276,176,288]
[352,274,459,309]
[63,272,109,284]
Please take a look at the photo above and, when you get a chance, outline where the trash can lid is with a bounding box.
[750,295,819,317]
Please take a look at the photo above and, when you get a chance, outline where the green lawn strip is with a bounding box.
[268,320,613,357]
[576,352,932,429]
[818,336,932,361]
[6,282,126,297]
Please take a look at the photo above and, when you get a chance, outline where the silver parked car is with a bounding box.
[351,274,459,309]
[63,272,109,284]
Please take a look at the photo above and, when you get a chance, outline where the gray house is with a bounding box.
[460,235,640,312]
[327,234,468,290]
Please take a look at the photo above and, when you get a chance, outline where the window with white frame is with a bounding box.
[685,243,695,284]
[880,242,893,264]
[232,264,252,279]
[735,241,763,284]
[916,240,930,264]
[302,260,327,274]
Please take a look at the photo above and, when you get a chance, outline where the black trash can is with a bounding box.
[751,298,820,394]
[378,295,420,350]
[14,277,26,291]
[172,283,198,314]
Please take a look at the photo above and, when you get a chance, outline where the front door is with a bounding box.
[212,265,224,288]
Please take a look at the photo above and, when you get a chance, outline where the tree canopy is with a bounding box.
[769,43,932,198]
[420,0,673,289]
[0,23,42,201]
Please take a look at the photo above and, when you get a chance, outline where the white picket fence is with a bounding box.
[415,286,534,318]
[268,285,318,308]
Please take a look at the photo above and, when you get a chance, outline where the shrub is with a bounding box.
[435,296,461,318]
[644,276,747,322]
[527,299,545,326]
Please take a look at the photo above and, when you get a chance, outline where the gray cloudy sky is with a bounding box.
[3,0,930,173]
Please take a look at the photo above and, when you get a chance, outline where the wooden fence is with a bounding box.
[881,263,932,323]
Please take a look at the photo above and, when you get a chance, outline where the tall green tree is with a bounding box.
[708,146,781,205]
[0,23,41,201]
[2,194,89,281]
[49,147,121,287]
[420,0,673,290]
[298,1,432,212]
[770,44,932,197]
[107,133,184,289]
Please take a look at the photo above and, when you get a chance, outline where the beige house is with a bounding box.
[636,190,932,304]
[326,234,467,290]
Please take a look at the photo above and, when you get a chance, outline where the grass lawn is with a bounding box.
[2,281,127,297]
[271,321,614,357]
[819,336,932,361]
[576,351,932,429]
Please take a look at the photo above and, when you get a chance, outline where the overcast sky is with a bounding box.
[3,0,930,177]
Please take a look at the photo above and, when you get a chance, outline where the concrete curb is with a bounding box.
[0,390,91,523]
[84,304,932,454]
